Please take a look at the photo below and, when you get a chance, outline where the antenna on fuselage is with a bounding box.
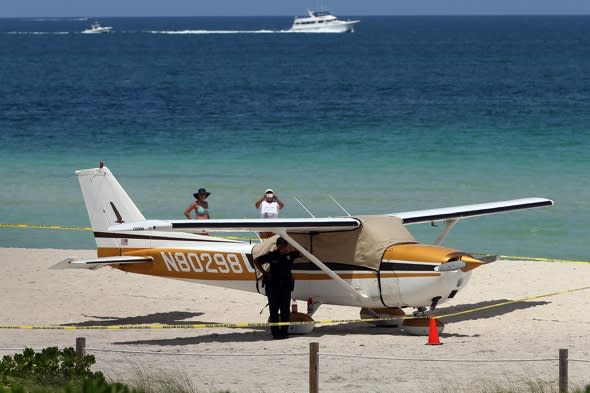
[293,196,315,218]
[329,195,352,216]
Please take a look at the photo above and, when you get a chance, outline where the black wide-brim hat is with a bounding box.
[193,187,211,199]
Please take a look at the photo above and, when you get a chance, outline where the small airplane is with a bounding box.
[53,164,554,335]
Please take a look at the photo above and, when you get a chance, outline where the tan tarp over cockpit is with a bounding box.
[251,215,416,270]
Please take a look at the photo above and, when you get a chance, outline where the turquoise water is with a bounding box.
[0,16,588,259]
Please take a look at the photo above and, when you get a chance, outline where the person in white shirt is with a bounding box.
[256,188,285,218]
[255,188,285,238]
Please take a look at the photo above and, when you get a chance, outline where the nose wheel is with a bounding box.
[404,297,444,336]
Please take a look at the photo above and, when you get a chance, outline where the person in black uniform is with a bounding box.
[254,237,300,339]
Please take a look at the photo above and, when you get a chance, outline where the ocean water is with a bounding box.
[0,16,589,260]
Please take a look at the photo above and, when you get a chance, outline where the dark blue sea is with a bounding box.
[1,16,589,260]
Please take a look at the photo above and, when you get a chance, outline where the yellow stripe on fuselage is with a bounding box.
[97,247,440,282]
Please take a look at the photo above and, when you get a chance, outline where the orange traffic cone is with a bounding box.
[426,316,442,345]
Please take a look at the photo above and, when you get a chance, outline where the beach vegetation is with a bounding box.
[0,347,132,393]
[0,347,101,388]
[125,368,232,393]
[436,377,590,393]
[0,347,233,393]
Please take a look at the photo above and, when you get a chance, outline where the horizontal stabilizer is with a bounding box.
[108,217,361,234]
[51,255,153,270]
[391,197,554,225]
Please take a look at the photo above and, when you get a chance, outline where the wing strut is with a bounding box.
[434,219,458,245]
[278,231,368,302]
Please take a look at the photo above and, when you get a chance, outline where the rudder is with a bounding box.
[76,165,145,248]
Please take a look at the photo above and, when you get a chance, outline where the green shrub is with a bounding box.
[0,347,233,393]
[0,347,104,389]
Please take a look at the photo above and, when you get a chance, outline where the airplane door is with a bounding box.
[377,266,403,308]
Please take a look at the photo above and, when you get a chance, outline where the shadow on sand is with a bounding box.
[437,298,550,323]
[62,311,205,326]
[65,297,549,346]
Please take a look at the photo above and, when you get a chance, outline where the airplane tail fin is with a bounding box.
[76,165,145,249]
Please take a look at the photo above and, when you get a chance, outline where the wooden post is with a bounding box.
[309,342,319,393]
[76,337,86,367]
[559,348,568,393]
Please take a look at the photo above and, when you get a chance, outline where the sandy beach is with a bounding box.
[1,247,589,392]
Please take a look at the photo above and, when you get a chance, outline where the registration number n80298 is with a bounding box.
[161,251,254,275]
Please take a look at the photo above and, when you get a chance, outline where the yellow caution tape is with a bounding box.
[3,223,589,263]
[0,317,396,330]
[472,252,589,264]
[0,320,325,330]
[0,223,92,231]
[0,223,256,241]
[2,285,589,330]
[437,285,590,320]
[500,255,589,264]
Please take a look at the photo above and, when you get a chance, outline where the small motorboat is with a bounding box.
[82,21,113,34]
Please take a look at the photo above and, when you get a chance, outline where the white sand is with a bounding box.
[1,247,589,392]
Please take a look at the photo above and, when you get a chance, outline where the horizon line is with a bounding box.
[2,13,590,19]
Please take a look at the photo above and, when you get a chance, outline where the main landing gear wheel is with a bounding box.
[359,307,405,327]
[288,312,315,334]
[269,312,315,334]
[403,317,444,336]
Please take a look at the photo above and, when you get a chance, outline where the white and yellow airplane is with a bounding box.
[53,164,553,334]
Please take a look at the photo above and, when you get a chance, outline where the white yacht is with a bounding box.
[82,21,113,34]
[289,10,359,33]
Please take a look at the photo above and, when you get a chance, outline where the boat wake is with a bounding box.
[150,29,291,34]
[4,29,346,36]
[6,31,71,35]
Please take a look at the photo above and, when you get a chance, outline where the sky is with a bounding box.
[2,0,590,18]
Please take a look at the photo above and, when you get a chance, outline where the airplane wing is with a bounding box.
[51,255,154,270]
[103,198,552,234]
[390,197,554,225]
[107,217,361,233]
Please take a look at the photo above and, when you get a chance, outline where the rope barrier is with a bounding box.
[1,346,587,365]
[87,348,306,357]
[320,353,559,362]
[2,284,589,330]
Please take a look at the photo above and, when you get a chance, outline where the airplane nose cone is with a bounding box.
[459,254,484,272]
[434,254,484,272]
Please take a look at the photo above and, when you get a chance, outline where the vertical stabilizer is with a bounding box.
[76,166,145,248]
